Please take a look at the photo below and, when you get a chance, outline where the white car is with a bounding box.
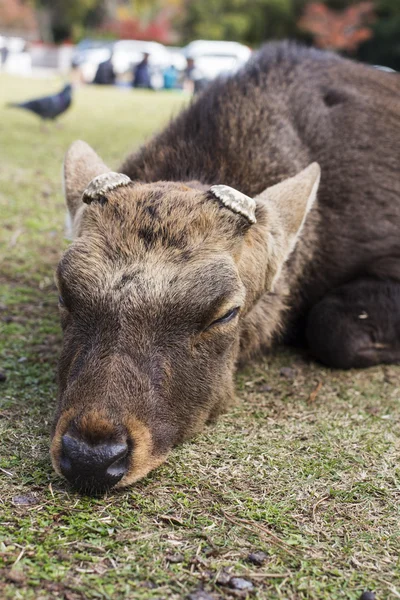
[113,40,171,73]
[182,40,252,81]
[72,40,113,82]
[2,36,26,53]
[113,40,179,89]
[0,36,31,75]
[80,47,112,82]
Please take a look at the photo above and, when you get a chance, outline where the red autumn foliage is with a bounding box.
[298,2,375,52]
[102,8,176,44]
[0,0,37,35]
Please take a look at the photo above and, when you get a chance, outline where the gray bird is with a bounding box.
[8,83,72,121]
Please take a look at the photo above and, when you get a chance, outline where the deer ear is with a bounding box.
[255,163,321,288]
[256,163,321,253]
[63,140,111,218]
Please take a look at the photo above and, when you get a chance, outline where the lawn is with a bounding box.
[0,74,399,600]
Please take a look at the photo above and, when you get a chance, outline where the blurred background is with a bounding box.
[0,0,398,91]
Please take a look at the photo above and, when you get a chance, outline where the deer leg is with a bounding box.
[306,277,400,369]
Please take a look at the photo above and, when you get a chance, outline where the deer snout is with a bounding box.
[52,410,170,489]
[59,434,130,494]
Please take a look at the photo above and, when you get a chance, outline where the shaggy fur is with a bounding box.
[53,42,400,491]
[121,42,400,356]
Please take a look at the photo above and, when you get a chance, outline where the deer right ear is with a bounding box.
[253,163,321,290]
[63,140,111,218]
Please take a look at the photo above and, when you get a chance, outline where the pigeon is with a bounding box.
[8,83,72,121]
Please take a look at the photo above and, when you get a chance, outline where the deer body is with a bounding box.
[53,43,400,493]
[121,43,400,359]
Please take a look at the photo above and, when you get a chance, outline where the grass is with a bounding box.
[0,74,399,600]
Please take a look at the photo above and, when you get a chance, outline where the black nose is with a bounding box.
[60,435,130,494]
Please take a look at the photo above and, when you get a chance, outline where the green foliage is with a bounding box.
[28,0,400,68]
[357,0,400,69]
[180,0,304,46]
[30,0,101,42]
[180,0,399,68]
[129,0,163,20]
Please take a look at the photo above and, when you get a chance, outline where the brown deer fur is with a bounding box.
[52,42,400,491]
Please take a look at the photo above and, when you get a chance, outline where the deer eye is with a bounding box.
[208,306,240,328]
[58,295,66,307]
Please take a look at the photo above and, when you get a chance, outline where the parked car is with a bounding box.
[0,36,31,75]
[72,39,113,82]
[182,40,252,81]
[1,36,26,53]
[113,40,177,89]
[113,41,168,71]
[72,39,112,67]
[166,46,187,71]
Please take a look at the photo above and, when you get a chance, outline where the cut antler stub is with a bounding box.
[82,172,131,204]
[210,185,257,224]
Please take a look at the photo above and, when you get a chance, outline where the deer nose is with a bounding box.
[60,435,130,494]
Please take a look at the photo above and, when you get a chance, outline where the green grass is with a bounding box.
[0,74,399,600]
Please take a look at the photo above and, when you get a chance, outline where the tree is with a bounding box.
[31,0,101,43]
[357,0,400,69]
[180,0,305,47]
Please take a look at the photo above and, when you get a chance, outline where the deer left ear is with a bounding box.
[63,140,111,218]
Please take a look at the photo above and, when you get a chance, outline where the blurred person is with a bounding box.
[70,61,85,86]
[163,64,179,90]
[183,57,205,94]
[93,52,116,85]
[1,44,9,68]
[133,52,151,89]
